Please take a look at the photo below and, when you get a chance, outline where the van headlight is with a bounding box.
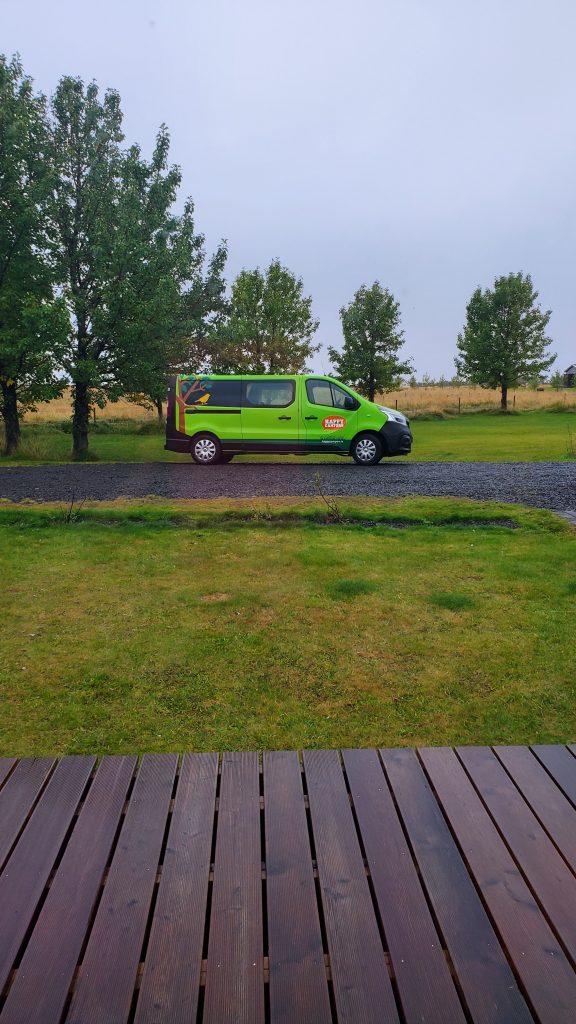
[378,405,408,426]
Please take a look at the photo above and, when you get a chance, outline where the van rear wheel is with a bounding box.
[191,434,222,465]
[351,433,383,465]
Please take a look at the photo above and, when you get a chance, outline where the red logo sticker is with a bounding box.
[322,416,346,430]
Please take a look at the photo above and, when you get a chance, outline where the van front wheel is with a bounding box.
[191,434,222,465]
[351,434,383,465]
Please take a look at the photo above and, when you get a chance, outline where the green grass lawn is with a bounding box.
[1,497,574,756]
[2,409,575,464]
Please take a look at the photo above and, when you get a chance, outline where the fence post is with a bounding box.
[458,396,461,415]
[395,399,398,410]
[513,394,516,408]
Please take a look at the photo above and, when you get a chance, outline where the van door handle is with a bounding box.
[278,415,291,420]
[304,416,318,420]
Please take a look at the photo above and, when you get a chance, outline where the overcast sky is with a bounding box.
[4,0,576,377]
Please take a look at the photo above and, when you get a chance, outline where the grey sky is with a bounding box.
[4,0,576,376]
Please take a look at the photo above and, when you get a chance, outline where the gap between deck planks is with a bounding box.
[0,746,574,1024]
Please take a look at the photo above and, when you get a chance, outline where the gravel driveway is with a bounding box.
[0,461,574,519]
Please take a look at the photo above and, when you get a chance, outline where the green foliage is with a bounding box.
[550,371,566,391]
[455,273,556,409]
[47,76,227,457]
[329,282,412,402]
[0,56,68,453]
[211,259,319,373]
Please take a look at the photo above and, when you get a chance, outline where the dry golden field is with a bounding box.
[378,385,576,416]
[22,383,576,422]
[25,390,160,422]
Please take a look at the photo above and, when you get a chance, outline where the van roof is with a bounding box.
[176,373,337,379]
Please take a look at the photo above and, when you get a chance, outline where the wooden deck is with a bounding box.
[0,746,575,1023]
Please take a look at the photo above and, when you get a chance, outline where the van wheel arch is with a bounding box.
[190,431,223,465]
[350,431,385,465]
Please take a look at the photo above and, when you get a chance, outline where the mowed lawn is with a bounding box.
[2,409,575,463]
[0,498,574,755]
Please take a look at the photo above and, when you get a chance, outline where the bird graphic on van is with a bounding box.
[322,416,346,430]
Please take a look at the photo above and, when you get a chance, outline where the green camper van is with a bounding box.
[165,374,412,465]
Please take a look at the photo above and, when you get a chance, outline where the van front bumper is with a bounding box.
[380,420,412,456]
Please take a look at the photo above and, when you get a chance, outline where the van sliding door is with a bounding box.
[241,378,299,448]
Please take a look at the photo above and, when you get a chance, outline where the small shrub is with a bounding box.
[547,402,576,414]
[10,438,54,460]
[137,419,165,435]
[89,418,144,434]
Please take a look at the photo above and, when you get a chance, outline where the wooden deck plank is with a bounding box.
[381,746,533,1024]
[0,756,94,997]
[0,756,136,1024]
[0,759,16,790]
[343,747,466,1024]
[0,757,55,871]
[263,750,332,1024]
[202,751,265,1024]
[421,746,576,1024]
[494,746,576,872]
[459,746,576,962]
[531,745,576,805]
[304,748,400,1024]
[134,752,219,1024]
[0,745,574,1023]
[65,753,177,1024]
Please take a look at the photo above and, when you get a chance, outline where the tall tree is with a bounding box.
[214,259,319,373]
[130,229,229,417]
[48,76,219,457]
[0,55,67,454]
[102,159,227,421]
[455,273,555,410]
[329,282,412,402]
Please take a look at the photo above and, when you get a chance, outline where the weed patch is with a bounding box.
[328,579,379,599]
[428,593,476,611]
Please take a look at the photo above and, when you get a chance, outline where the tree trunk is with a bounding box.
[155,396,164,421]
[368,379,376,403]
[500,385,508,411]
[72,382,90,459]
[1,380,21,455]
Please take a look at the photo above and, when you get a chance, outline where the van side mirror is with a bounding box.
[344,395,359,410]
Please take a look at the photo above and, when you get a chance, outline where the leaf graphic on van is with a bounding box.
[181,375,213,404]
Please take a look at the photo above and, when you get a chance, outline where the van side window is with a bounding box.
[244,380,295,408]
[306,380,354,409]
[329,383,353,409]
[181,378,241,406]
